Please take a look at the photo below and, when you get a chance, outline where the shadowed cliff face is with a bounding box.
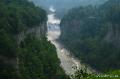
[98,0,120,46]
[17,23,47,45]
[59,0,120,72]
[104,23,120,46]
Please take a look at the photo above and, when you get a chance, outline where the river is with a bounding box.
[47,6,92,75]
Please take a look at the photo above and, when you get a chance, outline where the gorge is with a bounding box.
[0,0,120,79]
[47,6,93,75]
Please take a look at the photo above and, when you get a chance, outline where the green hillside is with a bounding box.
[60,0,120,72]
[0,0,69,79]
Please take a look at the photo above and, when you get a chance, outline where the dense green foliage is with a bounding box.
[18,35,69,79]
[0,0,47,78]
[0,0,47,34]
[60,0,120,72]
[0,0,69,79]
[72,68,120,79]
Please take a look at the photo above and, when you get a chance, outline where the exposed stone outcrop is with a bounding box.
[105,23,120,46]
[16,22,47,45]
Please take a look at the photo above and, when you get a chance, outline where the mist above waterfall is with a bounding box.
[29,0,108,18]
[49,6,55,12]
[47,6,60,24]
[30,0,107,11]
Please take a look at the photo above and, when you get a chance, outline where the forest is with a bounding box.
[18,35,69,79]
[0,0,120,79]
[60,0,120,72]
[0,0,69,79]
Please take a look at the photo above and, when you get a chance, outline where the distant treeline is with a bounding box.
[60,0,120,72]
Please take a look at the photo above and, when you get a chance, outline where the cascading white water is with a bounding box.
[47,6,92,75]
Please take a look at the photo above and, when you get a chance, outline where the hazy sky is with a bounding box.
[30,0,108,9]
[29,0,108,17]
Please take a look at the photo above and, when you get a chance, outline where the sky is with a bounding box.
[29,0,108,17]
[30,0,108,9]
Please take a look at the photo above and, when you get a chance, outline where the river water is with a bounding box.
[47,6,92,75]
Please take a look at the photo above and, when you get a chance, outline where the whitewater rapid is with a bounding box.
[47,6,92,75]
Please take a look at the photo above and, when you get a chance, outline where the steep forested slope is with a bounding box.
[60,0,120,72]
[0,0,69,79]
[18,35,69,79]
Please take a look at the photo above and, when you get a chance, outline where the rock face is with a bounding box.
[16,23,47,45]
[59,0,120,72]
[101,0,120,45]
[104,23,120,46]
